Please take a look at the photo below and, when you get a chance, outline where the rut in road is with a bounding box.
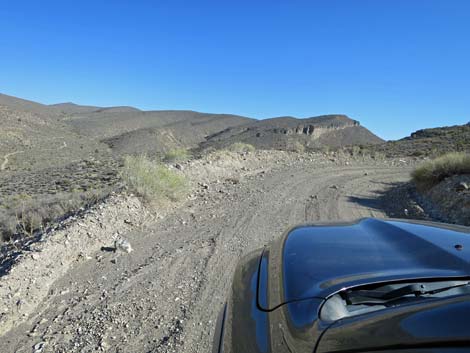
[0,163,412,353]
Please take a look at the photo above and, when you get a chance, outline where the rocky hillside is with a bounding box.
[1,93,385,157]
[420,175,470,226]
[0,93,64,120]
[0,97,120,241]
[0,104,111,172]
[68,110,254,156]
[372,122,470,157]
[199,114,383,152]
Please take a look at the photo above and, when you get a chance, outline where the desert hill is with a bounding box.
[0,93,61,118]
[199,114,384,152]
[0,102,111,173]
[101,113,255,155]
[0,93,385,158]
[372,122,470,157]
[0,92,390,175]
[66,109,254,155]
[50,102,141,115]
[66,110,383,156]
[0,93,140,118]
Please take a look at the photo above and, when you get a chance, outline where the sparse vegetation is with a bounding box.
[351,145,361,157]
[321,145,331,154]
[371,150,385,161]
[290,141,305,153]
[121,155,188,204]
[412,152,470,190]
[371,124,470,158]
[163,148,190,162]
[0,189,110,241]
[227,142,256,153]
[209,149,232,160]
[340,145,387,161]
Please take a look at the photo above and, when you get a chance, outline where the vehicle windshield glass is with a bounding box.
[321,278,470,322]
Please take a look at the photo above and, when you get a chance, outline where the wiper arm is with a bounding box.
[346,280,470,305]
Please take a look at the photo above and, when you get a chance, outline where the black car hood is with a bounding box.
[260,218,470,310]
[317,294,470,352]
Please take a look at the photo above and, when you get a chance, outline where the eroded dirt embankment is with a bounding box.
[419,175,470,226]
[0,152,417,353]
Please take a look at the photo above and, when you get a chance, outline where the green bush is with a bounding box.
[412,152,470,190]
[227,142,256,153]
[163,148,190,162]
[121,155,188,203]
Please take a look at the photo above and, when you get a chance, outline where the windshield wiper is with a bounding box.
[345,280,470,305]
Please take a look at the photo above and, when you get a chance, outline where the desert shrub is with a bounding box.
[227,142,256,153]
[320,145,330,155]
[360,147,370,156]
[209,149,232,161]
[0,207,19,240]
[290,141,305,153]
[121,155,188,203]
[0,189,110,241]
[411,150,425,157]
[412,152,470,190]
[203,146,217,155]
[163,148,190,162]
[351,145,361,157]
[371,151,385,161]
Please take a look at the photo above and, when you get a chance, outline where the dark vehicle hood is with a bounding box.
[260,218,470,310]
[317,294,470,352]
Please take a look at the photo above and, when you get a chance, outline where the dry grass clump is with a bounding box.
[289,141,305,153]
[163,148,190,163]
[351,145,361,157]
[121,155,188,204]
[227,142,256,153]
[342,146,386,161]
[371,151,386,161]
[208,149,232,161]
[0,189,110,241]
[412,152,470,190]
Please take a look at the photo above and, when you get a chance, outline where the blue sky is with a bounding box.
[1,0,469,140]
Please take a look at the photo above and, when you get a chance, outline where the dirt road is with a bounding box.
[0,162,411,353]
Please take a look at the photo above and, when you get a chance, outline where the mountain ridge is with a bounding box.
[0,92,384,157]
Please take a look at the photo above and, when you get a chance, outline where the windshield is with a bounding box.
[321,278,470,322]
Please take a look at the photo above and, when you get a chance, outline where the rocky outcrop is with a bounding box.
[371,122,470,157]
[269,120,360,137]
[261,118,361,138]
[199,115,377,152]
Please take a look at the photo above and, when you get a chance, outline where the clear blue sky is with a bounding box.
[1,0,469,140]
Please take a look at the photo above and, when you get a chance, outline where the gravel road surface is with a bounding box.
[1,162,411,353]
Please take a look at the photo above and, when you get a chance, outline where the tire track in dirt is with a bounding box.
[179,165,412,353]
[0,163,413,353]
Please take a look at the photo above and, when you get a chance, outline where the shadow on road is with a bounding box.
[347,181,431,220]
